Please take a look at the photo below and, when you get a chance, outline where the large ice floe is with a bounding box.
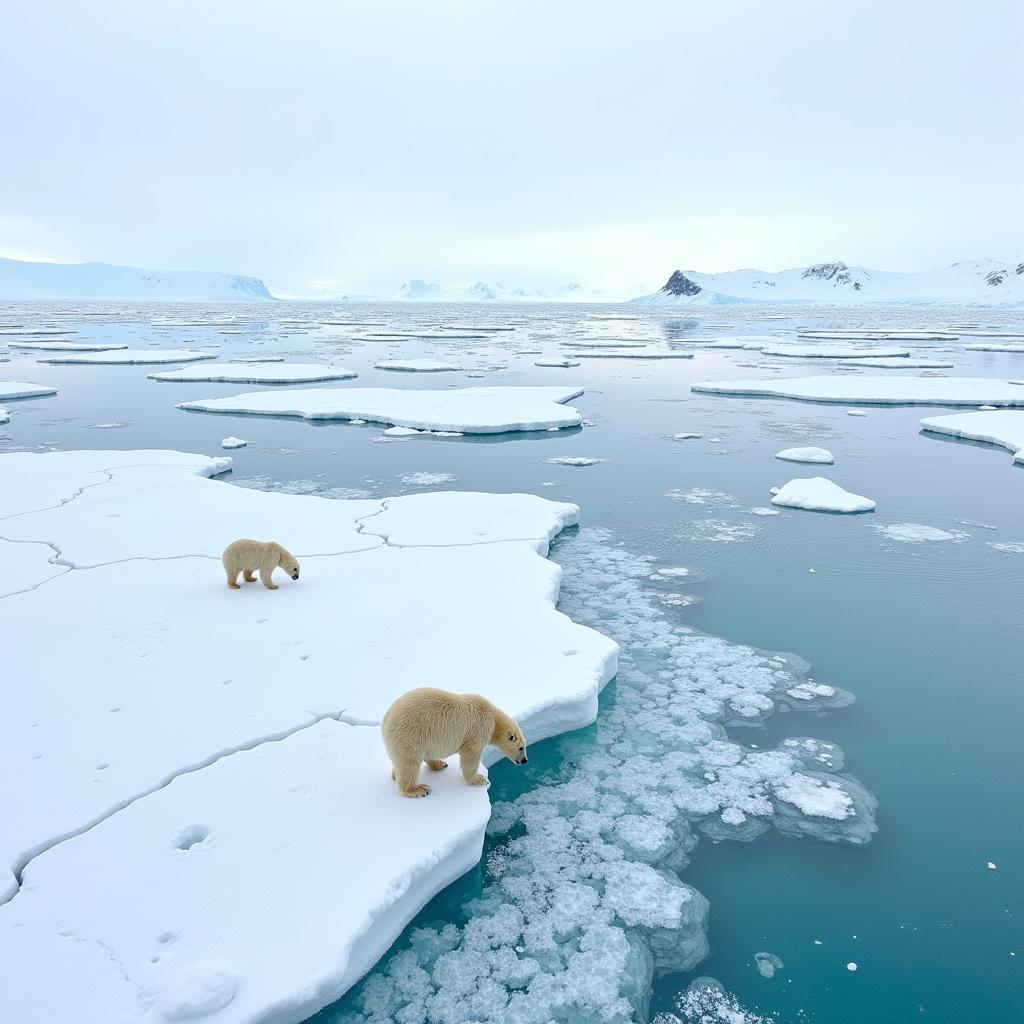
[0,381,57,400]
[329,529,876,1024]
[775,446,834,464]
[38,349,218,364]
[692,376,1024,407]
[149,363,358,383]
[373,359,464,372]
[0,450,617,1023]
[771,477,876,513]
[920,411,1024,466]
[178,386,586,434]
[6,340,129,352]
[760,345,911,359]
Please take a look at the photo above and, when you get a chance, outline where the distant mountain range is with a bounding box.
[0,258,274,301]
[386,280,620,303]
[633,259,1024,305]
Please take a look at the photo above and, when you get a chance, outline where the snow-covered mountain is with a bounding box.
[633,259,1024,305]
[0,258,275,301]
[389,280,619,303]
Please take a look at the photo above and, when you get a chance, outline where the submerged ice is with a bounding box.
[328,530,875,1024]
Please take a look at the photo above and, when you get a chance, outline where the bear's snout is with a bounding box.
[515,755,527,765]
[291,571,300,580]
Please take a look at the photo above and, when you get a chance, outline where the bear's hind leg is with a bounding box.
[243,569,257,583]
[393,758,430,798]
[226,568,241,590]
[259,568,279,590]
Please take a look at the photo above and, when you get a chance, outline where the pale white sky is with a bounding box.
[2,0,1021,297]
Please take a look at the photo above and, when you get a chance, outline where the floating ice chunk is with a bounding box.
[754,951,784,978]
[798,330,954,341]
[841,357,954,368]
[229,356,285,363]
[399,471,458,486]
[571,350,695,359]
[693,376,1024,407]
[988,861,997,869]
[534,358,580,367]
[6,340,128,352]
[220,437,248,449]
[748,507,781,516]
[150,363,358,383]
[872,523,968,544]
[667,488,737,506]
[846,409,868,417]
[0,408,8,424]
[771,477,876,513]
[382,425,421,436]
[775,446,834,464]
[965,343,1024,352]
[546,456,605,467]
[672,432,704,440]
[0,327,74,336]
[39,350,217,365]
[655,979,775,1024]
[786,682,837,700]
[921,411,1024,466]
[988,541,1024,553]
[373,359,463,372]
[0,382,57,401]
[762,345,910,359]
[847,962,858,971]
[178,385,586,435]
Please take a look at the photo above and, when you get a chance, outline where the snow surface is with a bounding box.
[0,450,617,1023]
[39,349,218,365]
[0,381,57,400]
[920,411,1024,465]
[693,376,1024,407]
[761,345,911,359]
[0,256,273,301]
[6,340,129,352]
[150,363,358,383]
[179,386,586,434]
[775,447,834,464]
[373,359,463,372]
[771,477,876,513]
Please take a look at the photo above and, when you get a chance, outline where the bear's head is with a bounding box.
[492,716,527,765]
[277,548,301,581]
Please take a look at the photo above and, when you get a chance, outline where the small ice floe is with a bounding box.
[692,376,1024,407]
[0,327,74,336]
[988,541,1024,553]
[667,487,738,506]
[921,411,1024,467]
[761,345,911,359]
[840,357,955,369]
[571,349,694,359]
[872,523,968,544]
[373,359,463,372]
[749,507,781,516]
[771,477,876,514]
[847,962,859,972]
[6,340,128,352]
[39,349,217,364]
[546,456,605,467]
[221,437,248,450]
[150,363,358,383]
[229,356,286,363]
[787,682,837,700]
[988,861,997,869]
[178,385,585,434]
[846,410,868,417]
[798,330,954,341]
[965,343,1024,353]
[775,446,834,464]
[672,432,704,440]
[754,951,784,978]
[689,519,760,543]
[398,471,458,486]
[535,358,581,368]
[0,408,8,424]
[0,381,57,400]
[87,422,130,430]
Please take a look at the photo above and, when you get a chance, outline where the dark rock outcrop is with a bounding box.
[662,271,703,297]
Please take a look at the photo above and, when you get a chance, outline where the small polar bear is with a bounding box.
[222,539,300,591]
[382,687,528,798]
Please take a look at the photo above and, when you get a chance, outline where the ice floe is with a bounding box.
[693,376,1024,407]
[798,330,954,341]
[398,471,458,486]
[220,436,248,449]
[771,477,876,513]
[546,456,606,467]
[0,381,57,400]
[149,363,358,383]
[571,350,694,359]
[38,349,218,365]
[179,386,586,434]
[841,357,955,369]
[920,411,1024,465]
[754,951,784,978]
[0,450,617,1022]
[535,357,580,367]
[373,359,464,372]
[775,446,834,464]
[872,523,968,544]
[965,343,1024,353]
[6,340,128,352]
[762,345,911,359]
[672,432,704,440]
[0,408,8,424]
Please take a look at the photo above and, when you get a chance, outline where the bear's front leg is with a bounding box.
[243,569,257,583]
[226,569,241,590]
[459,744,488,787]
[259,568,279,590]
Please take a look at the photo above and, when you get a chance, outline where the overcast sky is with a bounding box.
[2,0,1021,297]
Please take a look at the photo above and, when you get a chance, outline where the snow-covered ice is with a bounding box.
[841,357,955,369]
[0,408,8,424]
[0,381,57,400]
[920,411,1024,465]
[6,340,129,352]
[179,386,586,434]
[150,363,358,383]
[373,359,463,372]
[220,437,248,449]
[693,376,1024,407]
[771,477,876,513]
[39,349,218,365]
[546,456,606,467]
[0,450,617,1022]
[761,345,911,359]
[965,343,1024,353]
[571,350,694,359]
[775,447,834,464]
[535,357,581,368]
[872,523,968,544]
[398,471,458,486]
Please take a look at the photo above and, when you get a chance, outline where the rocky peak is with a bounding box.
[801,262,850,283]
[662,270,702,297]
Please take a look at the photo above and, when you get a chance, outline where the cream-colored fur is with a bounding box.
[222,539,300,591]
[381,687,528,798]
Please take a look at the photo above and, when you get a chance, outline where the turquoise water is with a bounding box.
[2,302,1022,1021]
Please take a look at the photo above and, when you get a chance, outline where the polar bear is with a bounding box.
[381,687,528,798]
[222,539,300,591]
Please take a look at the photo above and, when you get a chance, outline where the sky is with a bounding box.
[1,0,1021,298]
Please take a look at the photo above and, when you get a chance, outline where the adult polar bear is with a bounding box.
[382,688,528,797]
